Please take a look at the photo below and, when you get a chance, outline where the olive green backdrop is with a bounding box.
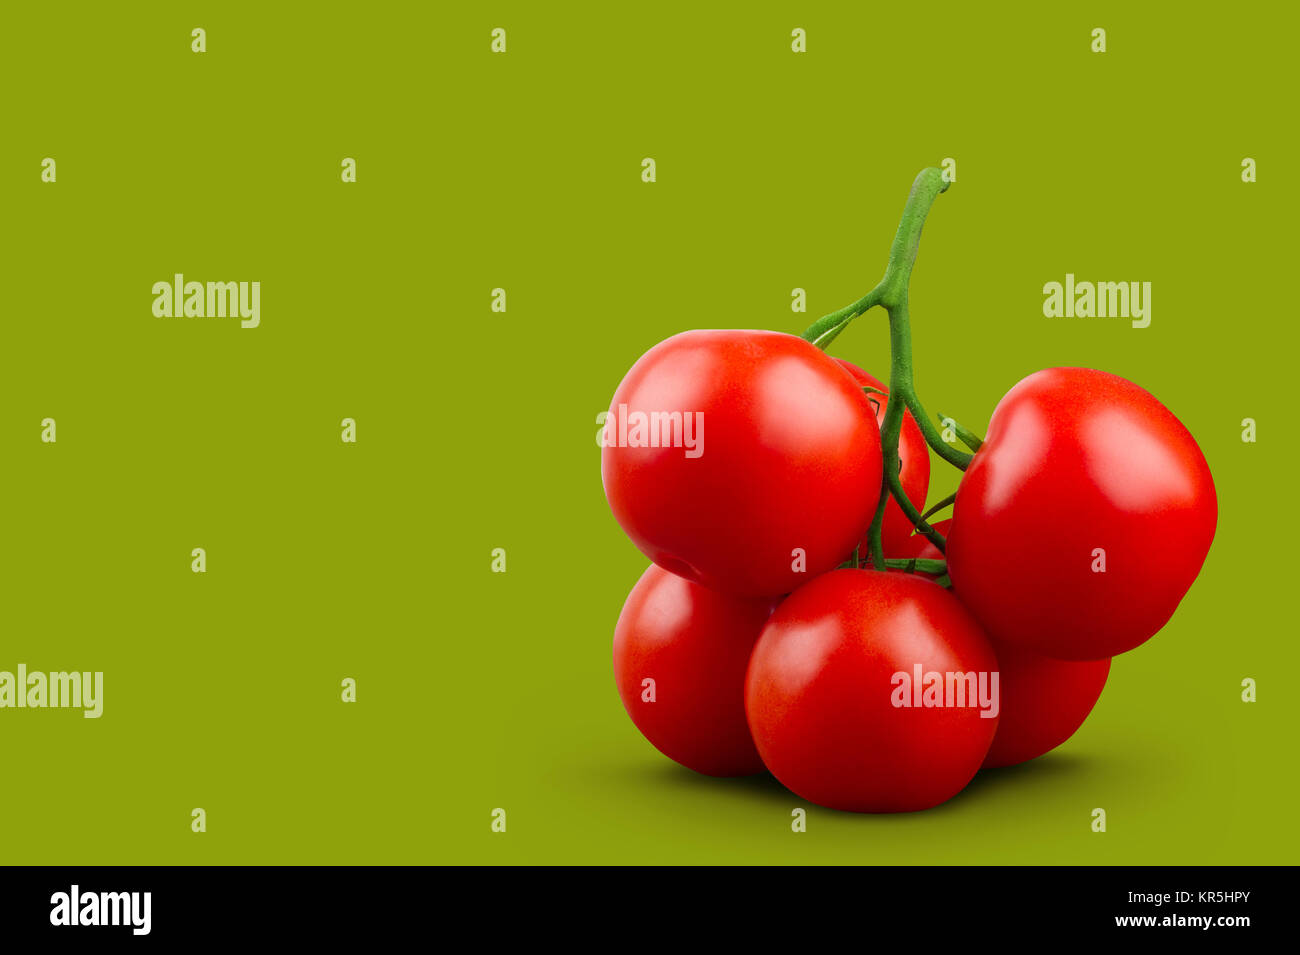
[0,2,1293,864]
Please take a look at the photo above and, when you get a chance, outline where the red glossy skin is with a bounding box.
[883,520,1110,767]
[602,330,884,598]
[745,570,999,812]
[948,368,1217,660]
[982,643,1110,768]
[835,359,931,555]
[757,519,1095,780]
[613,565,772,776]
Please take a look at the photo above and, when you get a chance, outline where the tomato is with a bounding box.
[745,569,998,812]
[613,565,773,777]
[602,330,883,598]
[947,368,1217,660]
[835,359,931,555]
[872,518,1110,768]
[982,643,1110,768]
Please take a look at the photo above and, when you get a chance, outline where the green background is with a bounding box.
[1,2,1294,864]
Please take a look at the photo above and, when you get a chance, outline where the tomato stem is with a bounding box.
[935,411,984,452]
[862,168,962,566]
[801,287,883,349]
[901,390,973,471]
[869,295,950,565]
[919,492,957,522]
[881,557,947,574]
[800,167,971,563]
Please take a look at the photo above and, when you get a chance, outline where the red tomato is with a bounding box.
[745,569,999,812]
[947,368,1217,660]
[982,643,1110,768]
[874,519,1110,767]
[602,330,883,598]
[835,359,931,555]
[613,565,773,776]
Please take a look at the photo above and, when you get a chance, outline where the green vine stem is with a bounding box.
[919,492,957,523]
[881,558,947,574]
[803,287,882,349]
[935,411,984,452]
[800,167,967,567]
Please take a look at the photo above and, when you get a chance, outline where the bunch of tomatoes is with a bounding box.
[600,169,1217,812]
